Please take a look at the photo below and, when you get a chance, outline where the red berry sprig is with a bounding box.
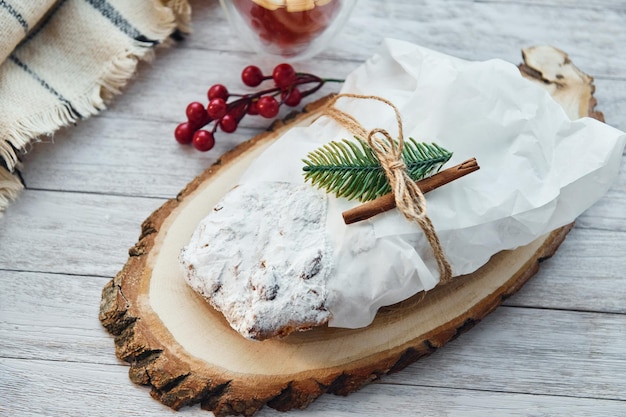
[174,63,343,152]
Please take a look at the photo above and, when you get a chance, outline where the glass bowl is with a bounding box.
[220,0,356,60]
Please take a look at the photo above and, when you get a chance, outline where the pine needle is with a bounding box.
[302,137,452,202]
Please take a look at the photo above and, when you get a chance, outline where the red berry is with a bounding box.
[207,98,228,119]
[247,100,259,115]
[257,96,280,118]
[208,84,229,101]
[241,65,264,87]
[272,63,296,88]
[186,102,208,125]
[220,114,238,133]
[174,122,195,144]
[192,130,215,152]
[281,87,302,107]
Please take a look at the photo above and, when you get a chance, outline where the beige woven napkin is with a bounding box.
[0,0,191,215]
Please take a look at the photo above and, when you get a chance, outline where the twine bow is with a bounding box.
[323,93,453,284]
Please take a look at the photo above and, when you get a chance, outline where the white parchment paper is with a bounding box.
[239,39,626,328]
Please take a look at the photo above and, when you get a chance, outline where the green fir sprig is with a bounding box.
[302,137,452,202]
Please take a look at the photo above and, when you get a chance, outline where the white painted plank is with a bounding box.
[18,115,625,204]
[2,357,625,417]
[2,270,625,401]
[89,1,626,127]
[0,190,164,277]
[504,227,626,314]
[0,187,622,286]
[0,271,119,366]
[0,358,209,417]
[595,78,626,132]
[478,0,625,9]
[19,116,254,199]
[385,306,626,402]
[330,1,626,77]
[184,0,626,80]
[18,94,626,201]
[1,191,625,311]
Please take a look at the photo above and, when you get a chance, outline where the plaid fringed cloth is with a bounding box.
[0,0,190,214]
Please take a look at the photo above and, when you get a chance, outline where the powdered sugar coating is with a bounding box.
[179,182,331,340]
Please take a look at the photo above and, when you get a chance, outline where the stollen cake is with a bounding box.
[179,39,625,341]
[180,182,333,340]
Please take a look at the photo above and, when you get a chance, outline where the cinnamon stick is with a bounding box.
[342,158,480,224]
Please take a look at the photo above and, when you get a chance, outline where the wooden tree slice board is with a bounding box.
[99,46,603,417]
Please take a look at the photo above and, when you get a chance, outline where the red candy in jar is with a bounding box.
[231,0,342,57]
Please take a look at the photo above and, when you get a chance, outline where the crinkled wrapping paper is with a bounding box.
[238,38,625,328]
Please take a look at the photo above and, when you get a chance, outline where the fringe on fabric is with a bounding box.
[0,0,192,216]
[0,168,24,212]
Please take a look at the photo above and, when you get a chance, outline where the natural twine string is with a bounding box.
[322,93,453,284]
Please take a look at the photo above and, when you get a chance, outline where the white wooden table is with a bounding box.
[2,1,625,415]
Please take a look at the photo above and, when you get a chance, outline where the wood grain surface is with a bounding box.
[1,0,625,416]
